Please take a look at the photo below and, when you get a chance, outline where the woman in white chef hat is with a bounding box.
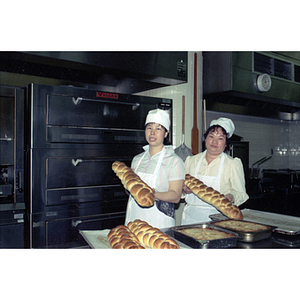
[181,117,249,225]
[125,108,185,229]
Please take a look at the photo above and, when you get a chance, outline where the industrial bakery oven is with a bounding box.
[0,85,25,248]
[24,83,172,248]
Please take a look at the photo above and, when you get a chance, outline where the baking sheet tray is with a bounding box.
[80,230,112,249]
[210,208,300,235]
[79,229,191,249]
[168,224,238,249]
[210,219,276,243]
[271,233,300,247]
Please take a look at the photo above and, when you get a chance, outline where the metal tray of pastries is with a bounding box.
[168,223,238,249]
[210,219,276,243]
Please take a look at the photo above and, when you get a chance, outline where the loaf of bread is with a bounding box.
[127,219,180,249]
[184,174,243,220]
[107,225,145,249]
[112,161,155,207]
[107,220,180,249]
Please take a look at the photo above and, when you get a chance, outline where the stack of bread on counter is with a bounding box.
[108,219,180,249]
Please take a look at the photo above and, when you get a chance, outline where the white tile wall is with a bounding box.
[207,110,300,172]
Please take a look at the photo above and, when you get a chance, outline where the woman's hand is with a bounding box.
[183,185,192,194]
[225,194,234,203]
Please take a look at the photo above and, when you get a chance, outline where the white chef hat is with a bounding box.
[210,117,235,138]
[145,108,170,131]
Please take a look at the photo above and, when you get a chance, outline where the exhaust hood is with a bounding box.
[0,51,187,94]
[203,51,300,120]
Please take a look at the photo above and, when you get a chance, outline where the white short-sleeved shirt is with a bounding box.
[184,152,249,206]
[131,145,185,191]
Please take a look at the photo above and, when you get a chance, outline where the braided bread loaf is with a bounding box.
[107,225,145,249]
[112,161,155,207]
[108,220,180,249]
[184,174,243,220]
[127,219,180,249]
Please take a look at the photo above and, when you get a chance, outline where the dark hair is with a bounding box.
[145,123,171,145]
[203,125,229,146]
[161,125,171,145]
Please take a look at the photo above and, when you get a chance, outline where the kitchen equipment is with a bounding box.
[203,51,300,120]
[0,209,25,248]
[0,85,25,248]
[80,229,112,249]
[167,223,238,249]
[211,219,276,242]
[0,52,188,95]
[227,141,250,187]
[251,155,272,178]
[191,52,199,155]
[262,169,300,193]
[272,232,300,248]
[260,169,300,216]
[203,99,207,131]
[25,83,172,248]
[210,208,300,235]
[175,95,192,161]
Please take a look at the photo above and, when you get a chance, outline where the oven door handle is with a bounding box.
[71,214,125,228]
[72,97,140,110]
[72,219,82,227]
[0,137,13,141]
[71,158,105,166]
[72,219,103,227]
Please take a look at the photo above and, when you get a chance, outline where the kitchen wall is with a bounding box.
[206,110,300,171]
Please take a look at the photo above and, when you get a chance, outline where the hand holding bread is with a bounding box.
[112,161,155,207]
[184,174,243,220]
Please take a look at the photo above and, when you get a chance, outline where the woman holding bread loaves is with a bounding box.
[181,117,249,225]
[125,108,185,229]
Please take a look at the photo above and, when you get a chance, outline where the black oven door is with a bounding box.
[31,206,125,248]
[28,83,171,149]
[29,147,137,214]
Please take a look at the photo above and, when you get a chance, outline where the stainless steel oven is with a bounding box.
[25,83,172,248]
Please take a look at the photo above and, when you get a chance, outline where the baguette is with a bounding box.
[112,161,155,207]
[184,174,243,220]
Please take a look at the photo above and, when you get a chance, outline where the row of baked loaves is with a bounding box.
[107,219,180,249]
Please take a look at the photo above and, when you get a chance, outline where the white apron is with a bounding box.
[181,151,225,224]
[125,147,175,229]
